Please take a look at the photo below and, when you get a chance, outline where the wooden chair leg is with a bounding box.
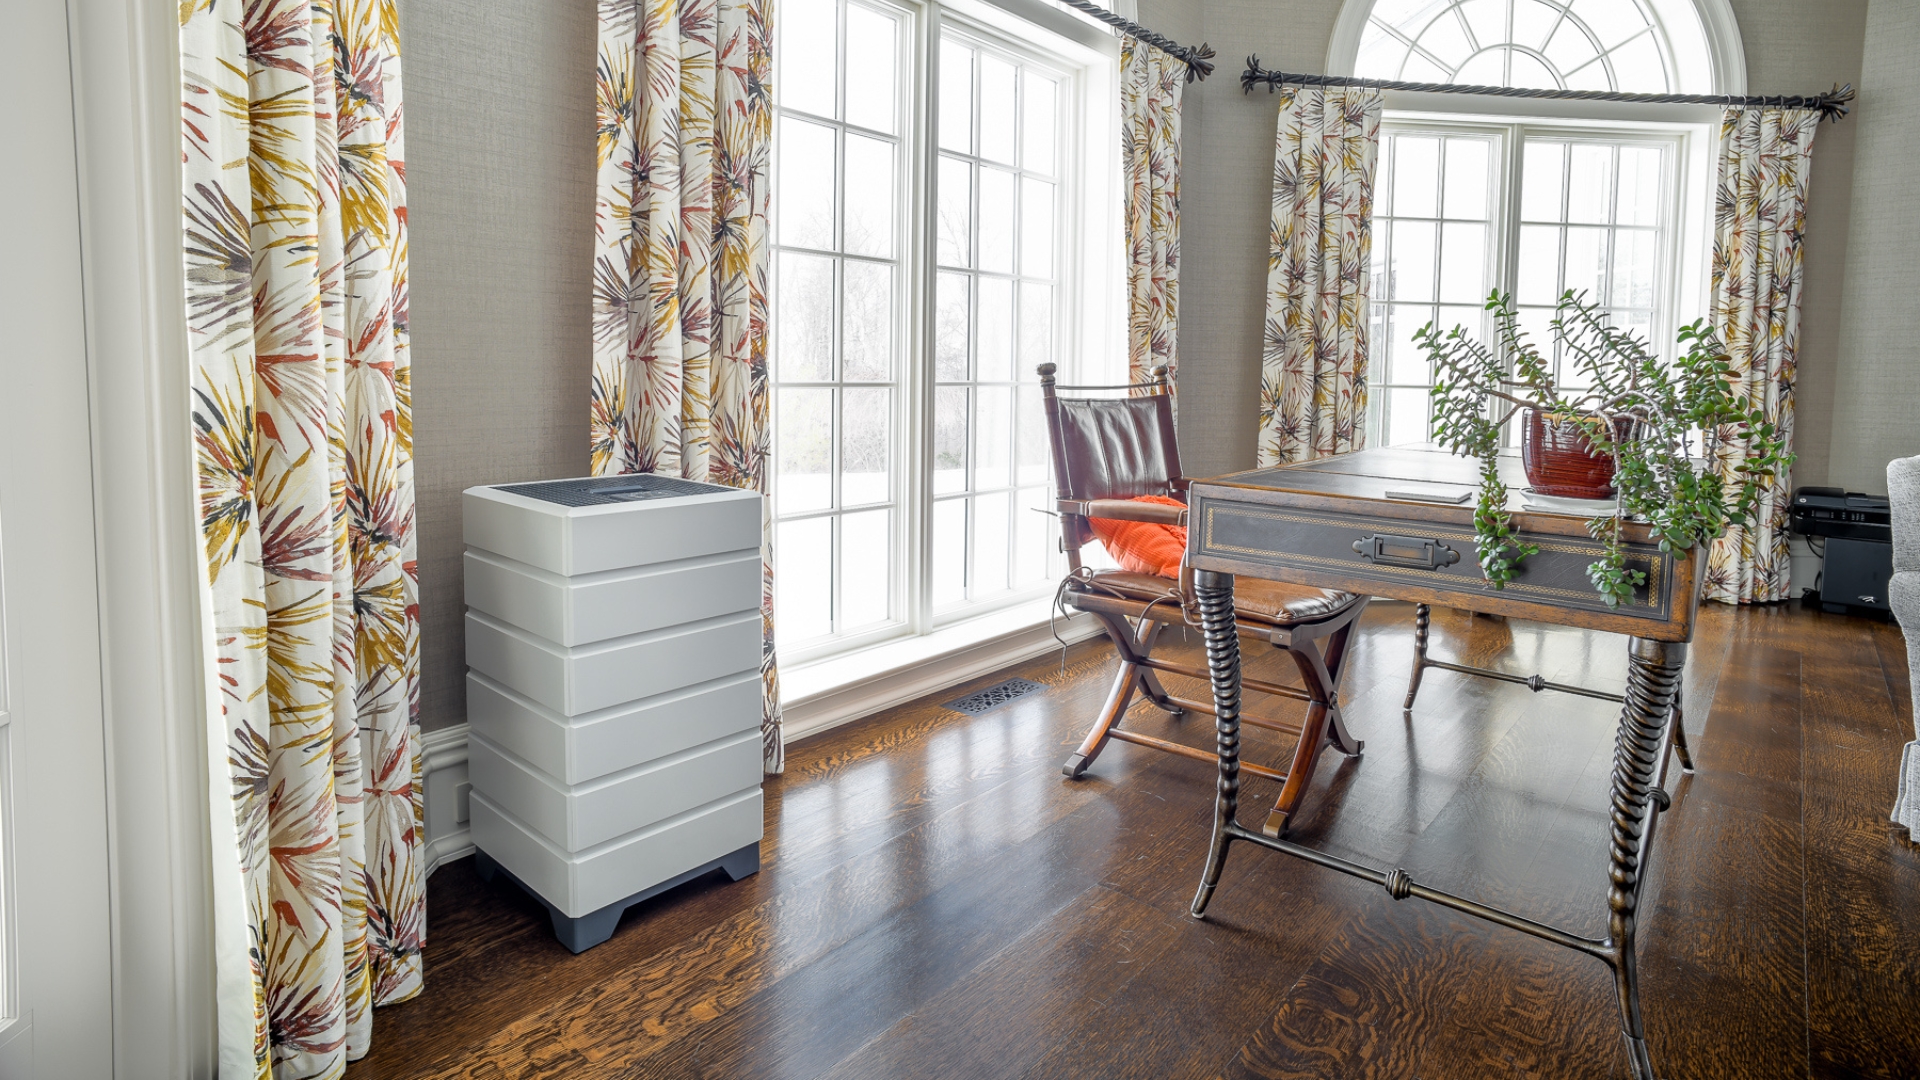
[1133,618,1184,715]
[1403,602,1431,710]
[1262,697,1330,838]
[1319,622,1365,758]
[1063,611,1154,778]
[1260,603,1368,837]
[1138,663,1184,715]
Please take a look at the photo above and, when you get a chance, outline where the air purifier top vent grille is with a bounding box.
[498,475,735,507]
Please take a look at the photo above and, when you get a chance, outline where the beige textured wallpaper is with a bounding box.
[1829,0,1920,493]
[1138,0,1348,480]
[1730,0,1866,492]
[402,0,597,732]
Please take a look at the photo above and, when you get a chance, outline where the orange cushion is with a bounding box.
[1088,495,1187,578]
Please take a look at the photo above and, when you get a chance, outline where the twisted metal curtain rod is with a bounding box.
[1240,58,1856,122]
[1054,0,1216,82]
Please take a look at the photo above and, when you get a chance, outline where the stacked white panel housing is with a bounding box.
[463,474,764,952]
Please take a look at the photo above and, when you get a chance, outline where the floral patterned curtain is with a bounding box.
[1704,107,1820,605]
[1121,38,1182,390]
[181,0,423,1075]
[1255,86,1382,466]
[592,0,783,772]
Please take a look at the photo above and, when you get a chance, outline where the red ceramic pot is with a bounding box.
[1520,409,1624,499]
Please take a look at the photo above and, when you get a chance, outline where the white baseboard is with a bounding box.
[779,610,1106,746]
[421,723,473,878]
[420,613,1111,877]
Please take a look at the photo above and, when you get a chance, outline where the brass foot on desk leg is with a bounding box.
[1190,570,1243,920]
[1607,636,1687,1080]
[1261,808,1290,839]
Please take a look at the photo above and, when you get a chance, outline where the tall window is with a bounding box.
[1511,137,1671,387]
[1347,0,1720,447]
[1368,123,1685,446]
[772,0,912,645]
[773,0,1086,658]
[1371,128,1500,447]
[932,38,1064,612]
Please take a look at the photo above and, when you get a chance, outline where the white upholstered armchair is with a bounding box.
[1890,455,1920,837]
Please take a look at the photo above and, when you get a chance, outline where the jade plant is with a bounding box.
[1417,291,1792,608]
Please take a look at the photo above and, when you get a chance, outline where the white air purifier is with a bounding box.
[463,474,765,952]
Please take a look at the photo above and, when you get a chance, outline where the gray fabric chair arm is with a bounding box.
[1887,455,1920,837]
[1891,454,1920,572]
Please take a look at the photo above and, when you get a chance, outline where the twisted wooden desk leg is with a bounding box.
[1608,637,1687,1080]
[1190,570,1242,919]
[1403,603,1431,710]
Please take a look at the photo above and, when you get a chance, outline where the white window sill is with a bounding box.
[778,597,1106,746]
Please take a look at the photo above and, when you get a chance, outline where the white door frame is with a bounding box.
[4,0,118,1074]
[64,0,219,1073]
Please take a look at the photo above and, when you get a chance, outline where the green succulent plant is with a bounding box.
[1417,290,1792,608]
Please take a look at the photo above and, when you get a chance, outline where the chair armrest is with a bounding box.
[1058,498,1188,526]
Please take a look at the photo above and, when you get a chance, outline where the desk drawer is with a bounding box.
[1192,499,1674,623]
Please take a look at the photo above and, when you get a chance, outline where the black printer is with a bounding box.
[1790,486,1892,613]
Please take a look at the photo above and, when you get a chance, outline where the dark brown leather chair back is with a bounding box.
[1037,363,1182,564]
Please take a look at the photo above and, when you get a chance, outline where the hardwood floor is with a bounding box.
[347,601,1920,1079]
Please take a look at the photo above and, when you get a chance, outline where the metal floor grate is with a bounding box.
[942,678,1048,715]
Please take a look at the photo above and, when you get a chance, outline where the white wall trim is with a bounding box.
[1686,0,1748,96]
[66,0,218,1073]
[781,612,1105,745]
[422,724,474,878]
[1323,0,1374,77]
[0,1015,33,1078]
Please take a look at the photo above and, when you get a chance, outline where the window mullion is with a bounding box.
[906,1,940,638]
[1497,121,1524,416]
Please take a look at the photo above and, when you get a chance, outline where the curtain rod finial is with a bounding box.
[1241,55,1265,95]
[1821,82,1855,122]
[1184,43,1217,83]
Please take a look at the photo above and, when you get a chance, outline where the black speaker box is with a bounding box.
[1820,536,1893,614]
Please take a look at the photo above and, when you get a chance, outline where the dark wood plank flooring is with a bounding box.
[347,601,1920,1079]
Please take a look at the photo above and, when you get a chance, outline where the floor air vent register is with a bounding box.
[943,678,1048,715]
[462,473,765,952]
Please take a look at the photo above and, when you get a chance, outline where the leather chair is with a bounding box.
[1040,363,1370,837]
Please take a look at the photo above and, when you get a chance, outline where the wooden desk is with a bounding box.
[1184,446,1698,1080]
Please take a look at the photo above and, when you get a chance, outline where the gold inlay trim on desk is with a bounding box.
[1199,503,1666,613]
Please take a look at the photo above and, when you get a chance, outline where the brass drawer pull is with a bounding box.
[1352,533,1462,571]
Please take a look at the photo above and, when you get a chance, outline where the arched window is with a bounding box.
[1333,0,1743,96]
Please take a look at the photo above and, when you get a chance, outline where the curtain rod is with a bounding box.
[1239,58,1855,122]
[1054,0,1216,82]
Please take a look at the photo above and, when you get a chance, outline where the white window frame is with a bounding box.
[1326,0,1748,97]
[771,0,919,663]
[924,17,1079,630]
[1367,108,1715,448]
[771,0,1121,668]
